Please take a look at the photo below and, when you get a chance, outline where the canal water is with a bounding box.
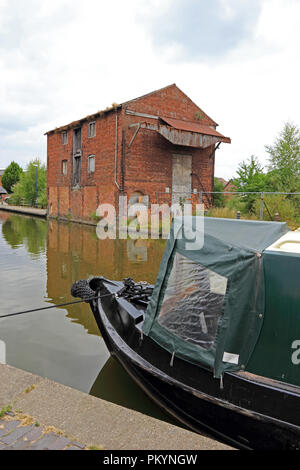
[0,212,173,423]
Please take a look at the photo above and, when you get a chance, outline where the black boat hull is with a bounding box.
[89,280,300,451]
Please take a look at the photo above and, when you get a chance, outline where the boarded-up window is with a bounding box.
[73,156,81,186]
[88,122,96,138]
[88,155,95,174]
[62,131,68,145]
[73,128,82,154]
[62,160,68,176]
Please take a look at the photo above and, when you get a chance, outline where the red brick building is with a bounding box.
[46,84,231,222]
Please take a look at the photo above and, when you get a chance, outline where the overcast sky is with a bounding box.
[0,0,299,179]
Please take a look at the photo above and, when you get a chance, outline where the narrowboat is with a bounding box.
[71,217,300,450]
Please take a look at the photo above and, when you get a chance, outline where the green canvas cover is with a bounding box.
[143,217,289,379]
[247,250,300,387]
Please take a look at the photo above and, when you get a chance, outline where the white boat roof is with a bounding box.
[266,229,300,254]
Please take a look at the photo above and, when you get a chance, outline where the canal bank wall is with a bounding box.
[0,205,47,218]
[0,364,232,450]
[0,208,163,238]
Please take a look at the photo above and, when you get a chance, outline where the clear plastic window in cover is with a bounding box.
[158,253,228,350]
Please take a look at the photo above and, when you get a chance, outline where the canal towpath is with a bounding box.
[0,363,233,450]
[0,204,47,218]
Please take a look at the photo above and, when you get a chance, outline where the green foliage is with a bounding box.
[213,178,226,208]
[37,191,48,209]
[194,111,203,121]
[254,194,300,229]
[266,122,300,193]
[90,212,101,222]
[0,405,12,418]
[9,159,47,207]
[228,123,300,221]
[2,162,23,193]
[206,207,238,219]
[226,195,252,214]
[232,156,269,213]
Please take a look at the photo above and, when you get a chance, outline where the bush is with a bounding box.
[254,195,300,229]
[213,178,226,208]
[37,191,48,209]
[8,188,23,206]
[226,195,253,214]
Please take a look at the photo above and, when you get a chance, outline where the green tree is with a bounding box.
[10,159,47,208]
[213,178,226,208]
[2,161,23,193]
[266,122,300,193]
[233,156,268,213]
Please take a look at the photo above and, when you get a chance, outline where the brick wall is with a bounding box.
[47,85,220,222]
[123,85,215,206]
[47,109,120,221]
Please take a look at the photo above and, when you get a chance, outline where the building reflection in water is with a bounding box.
[46,219,166,335]
[0,213,170,420]
[45,219,169,420]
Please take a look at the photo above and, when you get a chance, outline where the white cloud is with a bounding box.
[0,0,299,181]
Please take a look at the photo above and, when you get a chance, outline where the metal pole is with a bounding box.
[260,193,264,221]
[34,165,38,208]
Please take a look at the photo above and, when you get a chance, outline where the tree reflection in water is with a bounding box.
[2,215,47,256]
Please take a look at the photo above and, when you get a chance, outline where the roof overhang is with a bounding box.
[135,116,231,149]
[159,117,231,148]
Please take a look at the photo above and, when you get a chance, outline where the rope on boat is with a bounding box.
[0,293,114,320]
[1,277,152,321]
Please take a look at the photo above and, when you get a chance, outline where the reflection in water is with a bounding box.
[0,212,169,422]
[2,215,47,256]
[46,220,165,335]
[90,357,177,425]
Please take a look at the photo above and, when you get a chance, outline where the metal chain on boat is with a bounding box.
[116,278,153,304]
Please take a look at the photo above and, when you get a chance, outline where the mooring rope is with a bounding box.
[0,293,114,320]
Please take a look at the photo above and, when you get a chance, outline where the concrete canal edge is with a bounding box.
[0,207,163,237]
[0,205,47,218]
[0,364,233,450]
